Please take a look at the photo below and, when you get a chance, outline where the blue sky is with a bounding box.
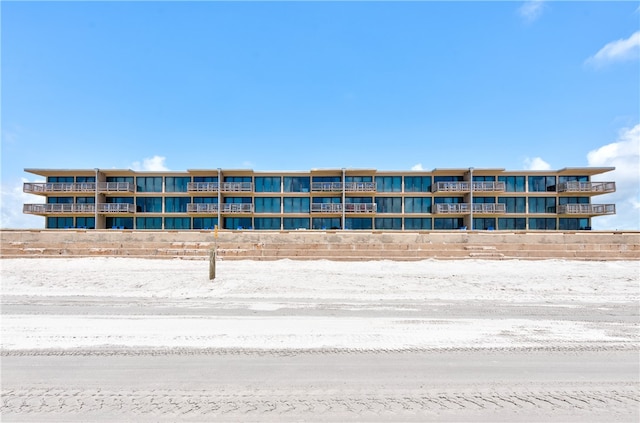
[2,1,639,229]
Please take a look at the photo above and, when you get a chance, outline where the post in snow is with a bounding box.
[209,224,218,280]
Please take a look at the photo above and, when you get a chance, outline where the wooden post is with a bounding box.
[209,248,216,280]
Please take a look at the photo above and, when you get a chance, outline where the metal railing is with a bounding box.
[220,182,253,192]
[311,182,343,192]
[311,203,343,213]
[23,182,96,194]
[23,203,96,214]
[432,181,505,193]
[187,203,220,213]
[557,204,616,215]
[434,203,506,214]
[187,182,219,192]
[221,203,253,213]
[557,181,616,194]
[344,203,377,213]
[97,182,134,192]
[472,181,505,192]
[345,182,376,192]
[96,203,136,213]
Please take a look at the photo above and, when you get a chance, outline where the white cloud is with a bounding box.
[411,163,424,171]
[0,178,45,229]
[131,155,169,171]
[587,124,640,230]
[518,0,545,23]
[586,31,640,67]
[523,157,551,170]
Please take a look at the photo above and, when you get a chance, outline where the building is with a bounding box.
[22,167,617,231]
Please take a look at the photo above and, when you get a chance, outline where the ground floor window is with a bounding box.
[254,218,281,230]
[404,218,432,230]
[165,217,191,230]
[225,217,252,230]
[75,217,95,229]
[559,218,590,230]
[346,218,372,230]
[473,218,496,230]
[283,218,310,230]
[375,218,402,230]
[313,218,341,230]
[434,218,464,230]
[47,216,73,229]
[529,218,556,230]
[498,218,526,230]
[136,217,162,230]
[193,217,218,230]
[106,217,133,229]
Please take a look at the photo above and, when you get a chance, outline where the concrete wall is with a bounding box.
[2,229,638,261]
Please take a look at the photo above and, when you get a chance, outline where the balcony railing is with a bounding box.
[96,203,136,213]
[557,181,616,194]
[557,204,616,216]
[432,181,505,193]
[311,182,343,192]
[188,182,219,192]
[187,203,220,213]
[23,203,96,214]
[221,182,253,192]
[345,182,376,192]
[345,203,377,213]
[23,182,96,194]
[434,203,506,214]
[221,203,253,213]
[97,182,134,193]
[311,203,343,213]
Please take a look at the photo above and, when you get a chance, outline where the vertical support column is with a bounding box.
[341,168,346,230]
[94,168,99,230]
[469,167,474,230]
[217,168,222,229]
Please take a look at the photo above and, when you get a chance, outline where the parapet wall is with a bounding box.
[1,230,638,260]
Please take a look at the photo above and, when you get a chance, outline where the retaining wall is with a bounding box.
[1,230,639,261]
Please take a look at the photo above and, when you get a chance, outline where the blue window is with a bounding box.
[106,197,134,204]
[473,218,496,230]
[473,197,495,204]
[47,216,74,229]
[165,177,190,192]
[194,176,218,182]
[224,197,252,204]
[558,197,589,205]
[75,217,95,229]
[255,177,281,192]
[405,197,431,213]
[473,175,495,182]
[254,197,281,213]
[47,197,73,204]
[193,217,218,230]
[529,218,556,230]
[76,176,96,183]
[405,218,432,230]
[136,177,163,192]
[528,176,556,192]
[346,218,372,230]
[136,217,162,229]
[558,175,588,183]
[164,217,191,230]
[283,218,310,230]
[346,176,373,183]
[283,197,310,213]
[48,176,74,183]
[404,176,432,192]
[254,218,281,230]
[107,176,134,185]
[559,218,590,230]
[193,197,218,204]
[434,175,463,182]
[136,197,162,213]
[434,197,463,204]
[345,197,373,204]
[313,218,341,230]
[498,197,525,213]
[76,197,95,204]
[434,218,464,230]
[225,217,252,230]
[375,218,402,230]
[529,197,556,213]
[376,197,402,213]
[165,197,190,213]
[498,218,526,230]
[106,217,133,229]
[376,176,402,192]
[283,177,310,192]
[498,176,526,192]
[313,197,341,204]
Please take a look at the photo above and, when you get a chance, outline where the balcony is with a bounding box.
[557,181,616,195]
[188,182,219,192]
[311,182,343,192]
[97,182,134,193]
[23,203,96,215]
[345,182,376,192]
[434,203,506,214]
[311,203,343,213]
[557,204,616,216]
[431,181,505,193]
[345,203,377,213]
[96,203,136,213]
[221,182,253,192]
[23,182,96,195]
[187,203,220,213]
[221,203,253,213]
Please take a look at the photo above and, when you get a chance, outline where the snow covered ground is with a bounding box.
[1,257,639,421]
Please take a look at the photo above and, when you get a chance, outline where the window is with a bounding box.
[47,197,73,204]
[434,218,464,230]
[376,176,402,192]
[473,218,496,230]
[136,177,162,192]
[529,218,556,230]
[312,218,341,230]
[283,218,310,230]
[498,197,525,213]
[106,197,134,204]
[498,176,526,192]
[76,197,95,204]
[434,197,463,204]
[136,217,162,230]
[254,197,281,213]
[136,197,162,213]
[255,177,281,192]
[314,176,341,183]
[558,175,588,183]
[473,197,495,204]
[224,217,252,230]
[473,175,495,182]
[193,197,218,204]
[375,218,402,230]
[558,197,589,205]
[528,176,556,192]
[283,197,310,213]
[376,197,402,213]
[345,197,373,204]
[47,176,74,183]
[194,176,218,183]
[405,218,432,230]
[346,218,372,230]
[434,175,463,182]
[165,197,190,213]
[47,216,73,228]
[193,217,218,230]
[498,218,526,230]
[165,177,190,192]
[106,217,133,229]
[164,217,191,230]
[75,217,95,229]
[283,177,310,192]
[254,218,281,230]
[404,197,432,213]
[529,197,556,213]
[404,176,432,192]
[107,176,134,184]
[224,197,252,204]
[346,176,373,183]
[559,218,590,230]
[76,176,96,183]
